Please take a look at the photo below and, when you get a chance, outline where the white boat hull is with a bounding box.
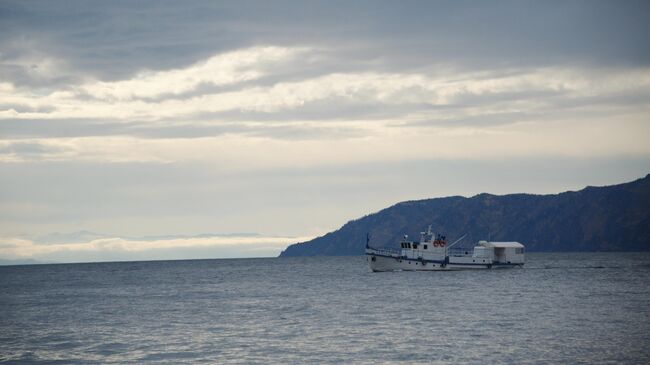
[366,250,523,272]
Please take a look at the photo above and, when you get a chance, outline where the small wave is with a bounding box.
[139,352,200,361]
[526,265,620,270]
[89,342,129,356]
[2,351,72,365]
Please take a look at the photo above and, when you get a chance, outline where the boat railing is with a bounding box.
[367,246,401,257]
[447,248,474,257]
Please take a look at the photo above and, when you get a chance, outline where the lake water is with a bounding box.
[1,253,649,364]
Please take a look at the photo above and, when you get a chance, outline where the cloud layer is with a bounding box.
[1,45,649,167]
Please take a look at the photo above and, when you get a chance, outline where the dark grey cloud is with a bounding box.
[1,0,648,88]
[0,118,129,139]
[123,120,366,140]
[185,99,425,124]
[403,88,650,128]
[0,141,69,156]
[0,117,365,141]
[0,103,56,113]
[0,118,239,139]
[403,111,545,129]
[2,79,647,140]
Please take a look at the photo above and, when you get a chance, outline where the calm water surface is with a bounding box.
[1,253,649,364]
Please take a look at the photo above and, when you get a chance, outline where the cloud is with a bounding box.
[2,111,649,167]
[0,141,68,155]
[2,46,649,140]
[80,46,305,101]
[0,140,75,162]
[2,1,649,88]
[1,53,649,166]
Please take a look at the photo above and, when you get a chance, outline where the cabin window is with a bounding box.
[413,243,418,249]
[423,245,428,250]
[400,243,405,248]
[515,248,524,254]
[407,243,411,249]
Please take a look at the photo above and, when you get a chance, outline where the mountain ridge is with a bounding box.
[279,174,650,256]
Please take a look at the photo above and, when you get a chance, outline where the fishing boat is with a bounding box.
[365,226,524,272]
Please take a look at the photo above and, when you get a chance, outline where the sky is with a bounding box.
[1,0,649,263]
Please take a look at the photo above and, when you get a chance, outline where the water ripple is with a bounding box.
[1,253,649,364]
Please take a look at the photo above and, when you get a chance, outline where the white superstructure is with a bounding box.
[365,226,525,272]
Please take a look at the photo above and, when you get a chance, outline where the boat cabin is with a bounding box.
[476,241,525,264]
[398,237,525,265]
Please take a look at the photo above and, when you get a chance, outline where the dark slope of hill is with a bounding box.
[280,174,650,256]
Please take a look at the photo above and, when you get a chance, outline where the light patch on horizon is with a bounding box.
[0,234,314,263]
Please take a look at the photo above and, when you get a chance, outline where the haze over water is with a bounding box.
[2,252,649,364]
